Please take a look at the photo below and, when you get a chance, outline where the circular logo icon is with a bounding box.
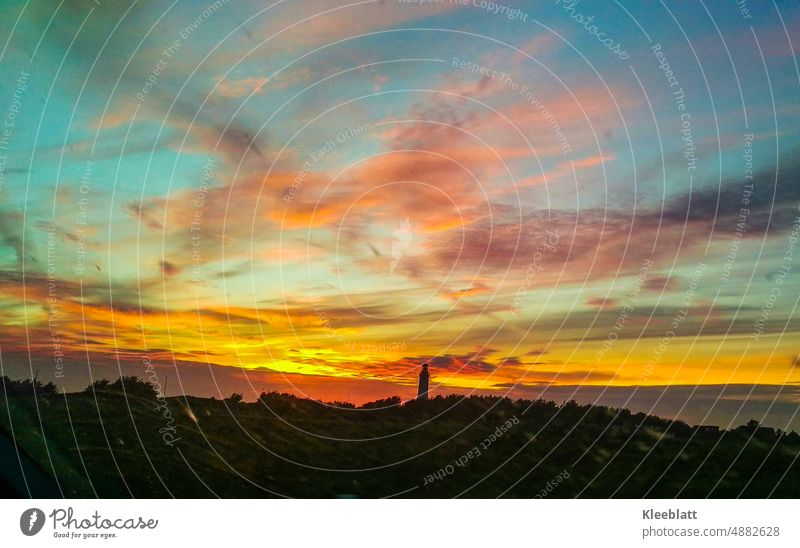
[20,508,45,536]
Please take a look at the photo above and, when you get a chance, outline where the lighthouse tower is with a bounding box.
[417,363,430,400]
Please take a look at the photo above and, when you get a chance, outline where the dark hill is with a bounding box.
[1,376,798,498]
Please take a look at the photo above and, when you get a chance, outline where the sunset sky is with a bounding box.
[1,1,799,426]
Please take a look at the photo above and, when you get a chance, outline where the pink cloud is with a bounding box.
[215,76,269,98]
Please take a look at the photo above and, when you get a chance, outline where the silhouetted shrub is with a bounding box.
[257,391,317,416]
[360,396,401,409]
[326,400,356,409]
[225,393,244,405]
[83,376,158,400]
[0,376,60,399]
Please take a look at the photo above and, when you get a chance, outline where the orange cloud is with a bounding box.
[515,153,614,188]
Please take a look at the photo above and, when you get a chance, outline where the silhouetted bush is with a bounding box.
[0,376,60,399]
[257,390,319,416]
[225,393,244,405]
[83,376,158,400]
[360,396,401,409]
[326,400,356,409]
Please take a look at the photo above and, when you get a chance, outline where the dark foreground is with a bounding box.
[1,377,799,498]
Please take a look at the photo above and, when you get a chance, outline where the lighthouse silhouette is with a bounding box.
[417,362,430,400]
